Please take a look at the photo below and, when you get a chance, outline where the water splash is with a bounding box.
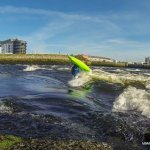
[68,71,92,87]
[68,68,150,87]
[112,86,150,118]
[23,65,40,71]
[0,101,13,113]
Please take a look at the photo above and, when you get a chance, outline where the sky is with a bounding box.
[0,0,150,62]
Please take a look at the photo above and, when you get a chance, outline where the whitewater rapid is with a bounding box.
[0,65,149,149]
[68,68,150,118]
[68,68,150,87]
[112,86,150,118]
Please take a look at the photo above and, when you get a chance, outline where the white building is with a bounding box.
[89,56,114,62]
[0,39,26,54]
[1,40,13,54]
[145,57,150,65]
[0,44,1,53]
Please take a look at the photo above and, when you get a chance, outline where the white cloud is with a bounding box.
[0,5,120,29]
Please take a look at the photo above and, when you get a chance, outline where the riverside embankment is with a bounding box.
[0,54,149,69]
[0,54,127,67]
[0,54,69,65]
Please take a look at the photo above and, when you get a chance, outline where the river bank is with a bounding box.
[0,54,69,65]
[0,54,149,69]
[0,54,126,67]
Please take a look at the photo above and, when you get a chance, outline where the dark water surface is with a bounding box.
[0,65,150,149]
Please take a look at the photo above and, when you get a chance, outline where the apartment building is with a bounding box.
[89,56,114,62]
[0,39,27,54]
[145,57,150,65]
[0,44,1,53]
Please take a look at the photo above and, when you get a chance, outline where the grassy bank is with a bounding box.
[0,54,125,67]
[0,54,70,65]
[91,61,128,67]
[1,54,147,69]
[0,135,22,149]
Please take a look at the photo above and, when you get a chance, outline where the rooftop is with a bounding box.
[0,39,26,44]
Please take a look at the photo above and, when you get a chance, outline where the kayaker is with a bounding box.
[71,64,80,78]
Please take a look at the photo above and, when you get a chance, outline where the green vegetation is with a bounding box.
[92,61,128,67]
[0,135,22,149]
[0,54,70,65]
[0,54,138,68]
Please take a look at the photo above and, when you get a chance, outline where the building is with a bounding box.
[89,55,114,62]
[0,39,27,54]
[145,57,150,65]
[0,43,1,53]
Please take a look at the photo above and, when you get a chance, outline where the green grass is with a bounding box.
[91,61,127,67]
[0,135,22,149]
[0,54,70,65]
[0,54,130,68]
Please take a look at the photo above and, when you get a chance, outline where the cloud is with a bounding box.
[9,6,119,53]
[0,5,118,27]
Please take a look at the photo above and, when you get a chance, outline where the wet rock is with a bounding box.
[11,139,113,150]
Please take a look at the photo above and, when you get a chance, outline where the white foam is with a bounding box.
[68,71,92,87]
[23,65,40,71]
[68,68,150,87]
[146,84,150,90]
[144,73,150,76]
[112,86,150,118]
[92,69,150,86]
[51,65,57,69]
[0,102,12,113]
[126,68,141,72]
[57,67,70,71]
[134,69,141,72]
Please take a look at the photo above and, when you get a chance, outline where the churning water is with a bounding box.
[0,64,150,149]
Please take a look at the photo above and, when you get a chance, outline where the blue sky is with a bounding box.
[0,0,150,61]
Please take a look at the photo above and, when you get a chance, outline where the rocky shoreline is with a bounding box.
[0,135,113,150]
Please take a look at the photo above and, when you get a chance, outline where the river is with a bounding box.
[0,64,149,149]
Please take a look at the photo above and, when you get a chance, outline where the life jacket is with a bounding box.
[71,65,79,76]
